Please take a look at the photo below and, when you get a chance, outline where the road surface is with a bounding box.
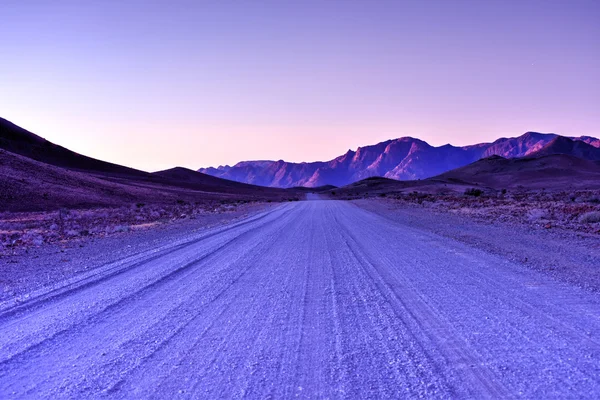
[1,200,599,398]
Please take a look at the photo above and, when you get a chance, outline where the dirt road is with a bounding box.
[1,200,599,398]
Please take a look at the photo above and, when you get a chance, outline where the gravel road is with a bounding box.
[1,199,599,398]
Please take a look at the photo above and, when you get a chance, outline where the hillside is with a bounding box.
[434,154,600,190]
[0,117,148,178]
[152,167,289,195]
[0,149,297,212]
[0,118,299,212]
[527,136,600,160]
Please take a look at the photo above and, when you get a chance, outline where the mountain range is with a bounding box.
[199,133,600,188]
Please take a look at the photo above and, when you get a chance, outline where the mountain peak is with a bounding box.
[528,136,600,160]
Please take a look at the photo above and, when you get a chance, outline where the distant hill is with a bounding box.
[434,154,600,190]
[0,117,296,211]
[151,167,287,195]
[199,132,600,188]
[527,136,600,160]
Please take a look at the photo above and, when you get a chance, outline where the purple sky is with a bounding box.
[1,0,598,171]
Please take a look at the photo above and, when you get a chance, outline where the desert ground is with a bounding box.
[1,197,599,398]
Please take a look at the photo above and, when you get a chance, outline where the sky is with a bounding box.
[1,0,599,171]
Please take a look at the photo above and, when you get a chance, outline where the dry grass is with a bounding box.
[371,189,600,234]
[579,211,600,223]
[0,199,263,254]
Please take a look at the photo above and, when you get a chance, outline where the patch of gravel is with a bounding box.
[0,202,275,301]
[355,198,600,292]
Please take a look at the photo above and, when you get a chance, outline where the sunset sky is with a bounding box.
[1,0,598,171]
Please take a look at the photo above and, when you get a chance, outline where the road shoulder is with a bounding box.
[353,198,600,292]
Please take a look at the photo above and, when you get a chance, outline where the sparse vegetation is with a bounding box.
[464,188,483,197]
[0,199,275,254]
[367,187,600,234]
[527,209,549,221]
[569,193,577,202]
[579,211,600,223]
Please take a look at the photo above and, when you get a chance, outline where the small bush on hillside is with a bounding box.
[579,211,600,223]
[464,188,483,197]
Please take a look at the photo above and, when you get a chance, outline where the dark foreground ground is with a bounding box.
[0,199,599,398]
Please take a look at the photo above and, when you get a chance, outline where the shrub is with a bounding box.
[464,188,483,197]
[579,211,600,223]
[527,209,549,221]
[112,225,131,233]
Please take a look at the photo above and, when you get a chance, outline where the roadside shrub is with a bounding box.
[112,225,131,233]
[579,211,600,223]
[527,209,549,221]
[464,188,483,197]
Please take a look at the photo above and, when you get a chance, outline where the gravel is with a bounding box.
[1,199,599,398]
[0,202,274,302]
[356,198,600,292]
